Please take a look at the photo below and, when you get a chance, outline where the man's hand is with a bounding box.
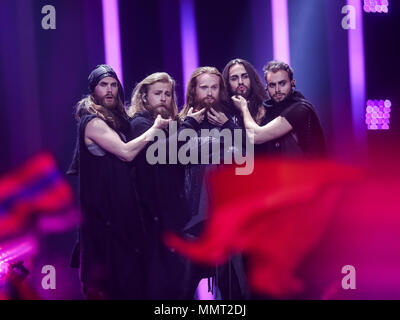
[231,95,248,113]
[187,107,205,124]
[152,114,170,130]
[207,107,229,127]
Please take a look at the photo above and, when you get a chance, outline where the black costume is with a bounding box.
[182,114,250,300]
[129,111,205,299]
[69,112,146,299]
[223,91,326,300]
[256,90,326,156]
[68,65,146,299]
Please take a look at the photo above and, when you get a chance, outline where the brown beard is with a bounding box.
[271,89,293,105]
[94,94,117,109]
[194,97,224,113]
[234,86,251,99]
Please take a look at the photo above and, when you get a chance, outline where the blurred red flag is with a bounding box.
[165,158,365,297]
[0,152,78,299]
[0,152,75,240]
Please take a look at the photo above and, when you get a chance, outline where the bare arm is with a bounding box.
[252,116,293,144]
[231,95,293,144]
[85,116,169,162]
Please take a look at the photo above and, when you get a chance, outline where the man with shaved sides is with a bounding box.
[233,60,326,157]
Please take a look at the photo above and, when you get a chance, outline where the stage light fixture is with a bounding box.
[363,0,389,13]
[366,99,391,130]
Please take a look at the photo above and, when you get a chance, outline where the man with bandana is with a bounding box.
[68,65,169,299]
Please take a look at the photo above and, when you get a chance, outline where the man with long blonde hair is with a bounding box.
[128,72,204,299]
[128,72,179,120]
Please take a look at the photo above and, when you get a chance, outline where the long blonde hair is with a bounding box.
[128,72,178,119]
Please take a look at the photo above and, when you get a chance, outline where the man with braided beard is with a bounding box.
[68,65,168,299]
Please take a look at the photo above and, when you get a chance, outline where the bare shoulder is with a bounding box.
[84,118,110,146]
[86,117,108,131]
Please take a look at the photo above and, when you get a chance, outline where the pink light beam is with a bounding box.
[271,0,291,64]
[102,0,123,85]
[180,0,199,99]
[347,0,367,157]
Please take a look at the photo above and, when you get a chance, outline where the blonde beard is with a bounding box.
[147,105,174,119]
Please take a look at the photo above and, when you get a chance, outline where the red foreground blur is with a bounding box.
[165,158,400,299]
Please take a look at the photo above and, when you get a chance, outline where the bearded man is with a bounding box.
[222,58,268,126]
[179,67,249,300]
[68,65,168,299]
[128,72,205,299]
[232,60,326,157]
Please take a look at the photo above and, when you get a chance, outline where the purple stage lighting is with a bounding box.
[179,0,212,300]
[0,236,37,281]
[366,99,391,130]
[271,0,290,64]
[102,0,123,84]
[363,0,389,13]
[180,0,199,100]
[347,0,367,155]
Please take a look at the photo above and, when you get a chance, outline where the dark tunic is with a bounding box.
[256,90,326,157]
[182,116,242,234]
[129,110,202,299]
[181,116,250,300]
[70,113,146,299]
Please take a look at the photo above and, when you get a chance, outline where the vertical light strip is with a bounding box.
[180,0,199,99]
[271,0,290,64]
[102,0,123,84]
[347,0,366,150]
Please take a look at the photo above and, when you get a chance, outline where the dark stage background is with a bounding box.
[0,0,399,299]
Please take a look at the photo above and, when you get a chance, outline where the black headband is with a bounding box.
[88,64,124,102]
